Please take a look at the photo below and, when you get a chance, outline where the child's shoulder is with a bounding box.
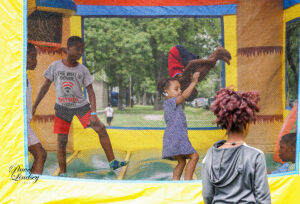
[49,60,61,66]
[77,63,89,71]
[164,97,176,104]
[242,143,264,156]
[81,64,89,70]
[163,97,177,108]
[49,60,88,70]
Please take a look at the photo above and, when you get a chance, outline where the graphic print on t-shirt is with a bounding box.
[44,60,94,108]
[57,71,82,107]
[62,81,74,94]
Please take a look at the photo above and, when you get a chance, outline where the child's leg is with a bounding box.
[28,123,47,174]
[57,134,68,174]
[173,156,186,180]
[90,118,115,162]
[78,106,127,170]
[184,152,199,180]
[106,117,110,126]
[29,143,47,174]
[90,118,128,170]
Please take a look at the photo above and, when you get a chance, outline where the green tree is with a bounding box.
[84,17,222,110]
[84,18,153,109]
[286,20,300,105]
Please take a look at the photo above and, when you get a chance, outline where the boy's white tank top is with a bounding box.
[27,76,32,120]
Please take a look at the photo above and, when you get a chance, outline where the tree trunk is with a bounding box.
[118,76,123,110]
[125,87,129,107]
[143,92,147,105]
[154,51,168,110]
[136,94,140,105]
[129,75,134,107]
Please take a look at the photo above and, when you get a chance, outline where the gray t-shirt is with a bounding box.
[44,60,94,108]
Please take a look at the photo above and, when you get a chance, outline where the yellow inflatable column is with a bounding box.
[0,0,25,178]
[223,15,238,88]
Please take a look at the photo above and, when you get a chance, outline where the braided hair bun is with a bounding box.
[211,87,260,133]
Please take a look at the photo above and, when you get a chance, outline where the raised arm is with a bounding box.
[176,72,200,105]
[32,78,52,115]
[182,58,216,82]
[181,46,231,83]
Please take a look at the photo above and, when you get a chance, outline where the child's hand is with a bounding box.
[192,72,200,83]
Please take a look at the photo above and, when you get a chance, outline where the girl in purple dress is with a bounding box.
[157,72,200,180]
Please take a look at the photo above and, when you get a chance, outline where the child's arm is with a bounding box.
[176,72,200,105]
[86,84,102,127]
[86,84,96,113]
[32,79,52,115]
[104,108,107,118]
[180,46,231,84]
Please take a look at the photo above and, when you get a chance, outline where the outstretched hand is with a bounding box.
[214,46,231,65]
[178,46,231,101]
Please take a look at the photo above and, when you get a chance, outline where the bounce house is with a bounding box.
[0,0,300,203]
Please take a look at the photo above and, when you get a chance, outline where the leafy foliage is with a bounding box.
[84,17,222,107]
[286,20,300,104]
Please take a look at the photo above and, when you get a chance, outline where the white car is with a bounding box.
[191,98,208,108]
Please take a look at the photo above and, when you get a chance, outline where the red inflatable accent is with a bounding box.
[28,40,67,55]
[273,102,298,163]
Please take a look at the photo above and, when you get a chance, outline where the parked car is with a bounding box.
[191,98,208,108]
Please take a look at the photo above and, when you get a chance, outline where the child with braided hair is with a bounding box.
[157,72,200,180]
[201,88,271,204]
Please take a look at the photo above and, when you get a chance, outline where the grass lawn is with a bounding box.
[97,105,217,128]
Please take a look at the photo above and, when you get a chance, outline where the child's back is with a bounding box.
[202,87,270,204]
[202,140,270,203]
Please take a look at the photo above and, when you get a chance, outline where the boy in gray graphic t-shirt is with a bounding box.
[44,58,93,108]
[33,36,128,176]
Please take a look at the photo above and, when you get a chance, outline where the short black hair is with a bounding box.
[280,132,297,147]
[67,36,84,48]
[27,42,36,53]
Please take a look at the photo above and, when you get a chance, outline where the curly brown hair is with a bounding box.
[211,87,260,133]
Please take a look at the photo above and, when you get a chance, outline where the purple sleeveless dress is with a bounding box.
[162,97,196,160]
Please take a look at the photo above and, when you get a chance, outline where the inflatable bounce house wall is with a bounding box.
[0,0,300,203]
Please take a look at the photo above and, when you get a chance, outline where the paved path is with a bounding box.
[144,114,163,121]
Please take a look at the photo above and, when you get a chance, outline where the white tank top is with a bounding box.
[27,76,32,120]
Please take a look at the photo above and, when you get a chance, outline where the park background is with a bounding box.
[1,0,300,203]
